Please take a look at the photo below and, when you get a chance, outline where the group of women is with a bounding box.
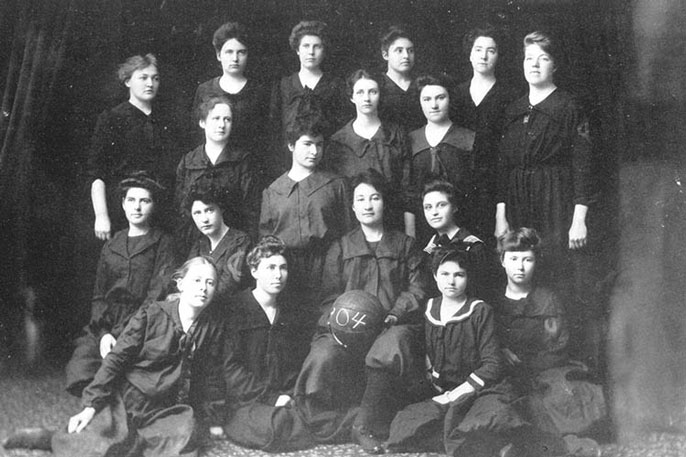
[4,18,607,457]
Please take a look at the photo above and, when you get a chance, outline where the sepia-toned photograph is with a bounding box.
[0,0,684,456]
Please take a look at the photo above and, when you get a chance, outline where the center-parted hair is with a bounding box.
[346,69,383,99]
[285,113,327,145]
[416,73,454,97]
[212,22,251,53]
[171,255,218,283]
[196,95,234,124]
[431,244,473,276]
[247,235,288,270]
[496,227,542,259]
[462,25,502,56]
[350,168,389,204]
[117,170,165,203]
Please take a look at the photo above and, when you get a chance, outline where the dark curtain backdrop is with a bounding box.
[0,0,626,409]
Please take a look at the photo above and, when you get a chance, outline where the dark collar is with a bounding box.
[329,120,402,157]
[409,123,476,155]
[192,228,249,260]
[182,144,249,169]
[340,227,404,260]
[269,170,341,197]
[107,227,165,258]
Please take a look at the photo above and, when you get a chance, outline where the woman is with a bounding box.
[405,74,476,244]
[56,257,223,457]
[192,22,269,173]
[87,54,178,239]
[452,26,519,242]
[269,20,350,178]
[493,228,607,455]
[495,31,595,354]
[325,69,411,231]
[295,169,428,444]
[66,171,176,397]
[176,95,260,248]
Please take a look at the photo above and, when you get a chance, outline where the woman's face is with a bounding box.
[423,191,455,233]
[122,187,154,228]
[125,65,159,104]
[177,263,217,310]
[523,43,555,87]
[251,254,288,296]
[191,200,224,239]
[470,36,498,76]
[420,85,450,124]
[217,38,248,76]
[200,103,232,143]
[297,35,325,70]
[434,260,468,301]
[351,77,380,116]
[352,182,384,228]
[501,250,537,286]
[383,37,415,75]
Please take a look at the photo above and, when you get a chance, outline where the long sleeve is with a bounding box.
[143,233,176,306]
[567,103,595,206]
[222,322,267,406]
[389,239,428,321]
[258,187,275,238]
[89,244,112,337]
[469,303,503,390]
[318,239,345,315]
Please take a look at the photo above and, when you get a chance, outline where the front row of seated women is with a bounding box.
[5,169,606,456]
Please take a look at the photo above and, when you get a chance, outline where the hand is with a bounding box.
[383,314,398,328]
[494,204,510,239]
[209,426,225,439]
[99,333,116,358]
[502,348,522,366]
[432,392,452,405]
[568,220,587,250]
[68,407,95,433]
[94,215,112,241]
[274,395,292,408]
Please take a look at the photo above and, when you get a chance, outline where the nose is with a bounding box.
[531,58,540,68]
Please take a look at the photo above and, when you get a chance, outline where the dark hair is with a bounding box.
[196,95,233,124]
[463,25,502,56]
[422,179,462,213]
[117,170,165,202]
[523,30,561,66]
[171,256,218,283]
[117,54,158,84]
[247,235,288,270]
[350,168,389,204]
[285,114,327,145]
[183,181,229,215]
[496,227,542,259]
[212,22,250,53]
[346,69,382,99]
[289,20,328,51]
[416,73,453,96]
[431,244,472,276]
[380,24,413,54]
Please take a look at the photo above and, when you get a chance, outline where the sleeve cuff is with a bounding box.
[467,373,485,391]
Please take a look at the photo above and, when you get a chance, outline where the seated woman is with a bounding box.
[66,171,176,397]
[221,236,313,452]
[176,95,260,251]
[405,74,476,244]
[185,182,252,307]
[5,257,224,456]
[376,247,532,457]
[325,69,411,232]
[294,168,428,444]
[493,228,608,454]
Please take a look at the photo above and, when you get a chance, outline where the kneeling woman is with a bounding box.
[294,169,428,443]
[66,171,176,397]
[221,236,313,451]
[7,257,224,456]
[493,228,608,454]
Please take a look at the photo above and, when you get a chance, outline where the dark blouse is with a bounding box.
[223,289,310,408]
[497,89,594,249]
[378,74,424,133]
[191,78,269,169]
[269,73,351,177]
[320,227,428,322]
[452,80,520,240]
[82,298,224,414]
[89,227,176,339]
[424,296,503,392]
[188,228,252,307]
[86,101,179,231]
[175,143,260,240]
[492,286,569,375]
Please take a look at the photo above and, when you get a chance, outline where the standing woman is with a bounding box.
[453,26,519,242]
[66,171,176,397]
[269,20,350,178]
[192,22,269,174]
[87,54,178,239]
[325,69,411,231]
[405,74,476,244]
[495,32,594,343]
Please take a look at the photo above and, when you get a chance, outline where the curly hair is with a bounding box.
[246,235,288,270]
[289,20,328,51]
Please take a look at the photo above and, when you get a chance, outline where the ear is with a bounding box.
[216,51,221,63]
[250,267,258,281]
[287,143,295,152]
[382,50,389,61]
[124,78,131,88]
[199,118,206,129]
[175,277,184,292]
